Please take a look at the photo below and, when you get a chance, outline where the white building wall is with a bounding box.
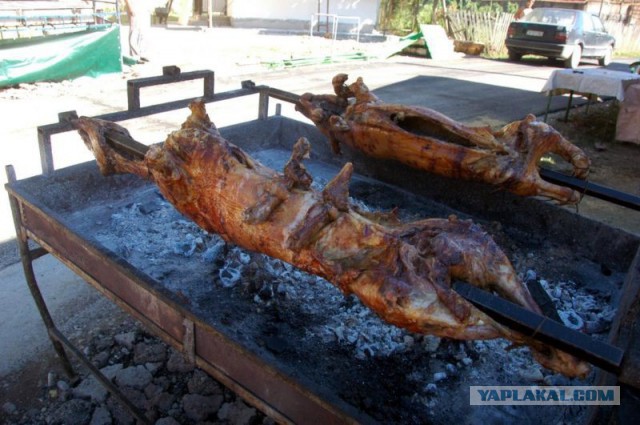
[226,0,379,31]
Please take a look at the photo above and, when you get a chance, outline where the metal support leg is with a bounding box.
[5,165,76,380]
[183,318,196,365]
[204,72,215,100]
[49,327,151,424]
[563,90,574,122]
[6,165,152,423]
[127,68,216,111]
[544,94,553,122]
[258,90,269,120]
[38,129,54,176]
[127,80,141,111]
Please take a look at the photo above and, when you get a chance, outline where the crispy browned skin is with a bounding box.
[73,100,590,378]
[296,74,591,205]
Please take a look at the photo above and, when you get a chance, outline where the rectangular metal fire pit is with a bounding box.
[6,74,640,424]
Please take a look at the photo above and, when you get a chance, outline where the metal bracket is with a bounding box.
[32,69,300,176]
[37,111,77,176]
[127,68,215,111]
[183,318,196,365]
[162,65,181,77]
[58,110,79,123]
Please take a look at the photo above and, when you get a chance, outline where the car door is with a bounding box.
[591,15,611,55]
[580,13,598,55]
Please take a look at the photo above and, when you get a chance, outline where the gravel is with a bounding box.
[2,319,270,425]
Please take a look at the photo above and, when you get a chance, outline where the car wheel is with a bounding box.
[598,46,613,66]
[564,45,582,69]
[508,50,522,62]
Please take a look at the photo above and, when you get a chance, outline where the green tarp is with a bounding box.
[0,25,122,88]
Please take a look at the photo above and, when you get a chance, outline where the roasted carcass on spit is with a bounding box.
[73,100,590,378]
[296,74,591,205]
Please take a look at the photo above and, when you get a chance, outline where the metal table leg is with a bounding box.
[5,165,77,380]
[564,90,574,122]
[5,165,151,424]
[544,93,553,122]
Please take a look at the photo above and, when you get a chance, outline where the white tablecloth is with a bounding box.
[616,83,640,144]
[541,69,640,101]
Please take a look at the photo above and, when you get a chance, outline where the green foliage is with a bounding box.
[378,0,520,34]
[417,6,434,26]
[509,1,522,12]
[453,1,520,13]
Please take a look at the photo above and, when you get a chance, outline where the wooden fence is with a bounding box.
[447,11,514,54]
[447,10,640,55]
[605,20,640,53]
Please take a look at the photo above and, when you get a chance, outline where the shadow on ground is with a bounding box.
[372,74,583,125]
[0,238,18,270]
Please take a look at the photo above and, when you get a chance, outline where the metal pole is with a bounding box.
[258,90,269,120]
[544,93,552,122]
[115,0,121,26]
[564,90,574,122]
[38,128,54,175]
[598,0,605,17]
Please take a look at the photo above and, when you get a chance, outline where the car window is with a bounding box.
[525,9,576,28]
[524,9,547,23]
[583,14,594,31]
[592,15,605,32]
[555,10,576,27]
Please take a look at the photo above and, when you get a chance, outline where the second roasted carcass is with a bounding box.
[296,74,591,205]
[74,100,590,378]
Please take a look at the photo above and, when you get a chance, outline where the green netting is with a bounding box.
[263,32,425,69]
[265,52,373,69]
[0,24,122,88]
[379,31,424,58]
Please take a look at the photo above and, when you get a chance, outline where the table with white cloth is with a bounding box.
[541,68,640,122]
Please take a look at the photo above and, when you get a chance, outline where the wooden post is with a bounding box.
[441,0,450,35]
[208,0,212,27]
[431,0,438,24]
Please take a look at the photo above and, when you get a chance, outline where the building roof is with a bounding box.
[0,1,103,11]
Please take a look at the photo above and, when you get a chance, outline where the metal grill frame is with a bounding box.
[5,67,640,424]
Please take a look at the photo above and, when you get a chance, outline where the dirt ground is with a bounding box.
[544,100,639,235]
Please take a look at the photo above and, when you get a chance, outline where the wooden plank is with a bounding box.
[419,24,456,59]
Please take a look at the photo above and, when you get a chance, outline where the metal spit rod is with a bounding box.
[540,168,640,211]
[104,129,149,159]
[453,281,625,374]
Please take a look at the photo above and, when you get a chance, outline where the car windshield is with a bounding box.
[524,8,576,28]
